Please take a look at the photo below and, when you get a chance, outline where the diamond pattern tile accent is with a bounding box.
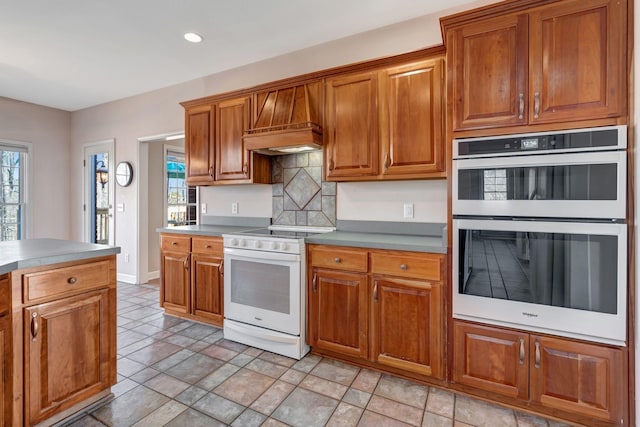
[270,152,336,227]
[284,168,320,209]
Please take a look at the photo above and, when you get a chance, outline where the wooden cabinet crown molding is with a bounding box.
[179,45,445,109]
[440,0,558,35]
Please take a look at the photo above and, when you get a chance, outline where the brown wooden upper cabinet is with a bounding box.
[215,97,251,182]
[444,0,627,131]
[184,96,270,185]
[185,104,215,185]
[325,57,445,181]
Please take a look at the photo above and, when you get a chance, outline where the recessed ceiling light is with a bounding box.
[184,32,203,43]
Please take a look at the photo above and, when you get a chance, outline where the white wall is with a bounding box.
[0,97,71,239]
[337,180,447,223]
[147,141,164,275]
[199,184,272,218]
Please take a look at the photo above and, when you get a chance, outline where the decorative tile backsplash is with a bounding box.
[271,151,336,227]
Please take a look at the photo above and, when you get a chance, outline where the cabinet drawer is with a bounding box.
[23,260,111,302]
[310,246,367,272]
[191,237,223,255]
[161,234,191,252]
[370,252,442,281]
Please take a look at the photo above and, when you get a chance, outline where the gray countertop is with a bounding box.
[156,224,264,237]
[0,239,121,275]
[304,231,447,253]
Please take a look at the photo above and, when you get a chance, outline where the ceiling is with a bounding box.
[0,0,477,112]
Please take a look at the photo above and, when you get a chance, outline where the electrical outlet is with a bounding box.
[124,253,130,263]
[231,202,239,215]
[403,203,414,218]
[201,203,207,214]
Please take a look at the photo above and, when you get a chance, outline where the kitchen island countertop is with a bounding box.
[0,238,121,275]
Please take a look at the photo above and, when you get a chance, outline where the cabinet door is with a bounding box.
[379,59,445,177]
[309,269,368,358]
[449,13,528,130]
[25,289,113,425]
[191,254,224,325]
[371,276,443,378]
[325,72,379,179]
[215,97,251,181]
[529,0,626,124]
[452,321,529,400]
[185,104,215,185]
[530,335,623,424]
[160,251,190,314]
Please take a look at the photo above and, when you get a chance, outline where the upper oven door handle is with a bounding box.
[224,247,300,263]
[453,150,626,170]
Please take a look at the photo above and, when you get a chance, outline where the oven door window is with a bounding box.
[458,227,618,314]
[229,260,290,314]
[458,164,617,201]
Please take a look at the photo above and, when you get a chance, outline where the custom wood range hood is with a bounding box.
[243,81,322,155]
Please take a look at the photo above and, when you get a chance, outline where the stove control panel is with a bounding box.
[222,235,301,254]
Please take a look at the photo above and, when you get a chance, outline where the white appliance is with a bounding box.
[452,125,628,346]
[222,225,334,359]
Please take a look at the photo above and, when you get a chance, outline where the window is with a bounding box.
[166,150,196,226]
[0,143,27,240]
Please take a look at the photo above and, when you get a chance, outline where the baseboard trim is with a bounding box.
[117,273,137,284]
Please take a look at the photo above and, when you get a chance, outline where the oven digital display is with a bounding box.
[521,138,538,150]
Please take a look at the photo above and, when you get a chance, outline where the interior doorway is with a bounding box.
[137,132,189,284]
[83,140,114,245]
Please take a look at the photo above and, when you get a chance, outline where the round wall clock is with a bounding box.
[115,161,133,187]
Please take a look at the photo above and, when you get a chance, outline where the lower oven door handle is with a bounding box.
[224,247,300,263]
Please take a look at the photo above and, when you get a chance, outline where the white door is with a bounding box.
[83,140,115,245]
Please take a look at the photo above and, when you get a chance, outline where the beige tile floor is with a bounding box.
[59,283,581,427]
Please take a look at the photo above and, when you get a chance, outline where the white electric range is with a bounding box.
[222,225,334,359]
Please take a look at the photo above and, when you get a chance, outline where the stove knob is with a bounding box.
[268,241,277,250]
[280,242,288,251]
[255,240,262,249]
[239,239,247,247]
[230,238,238,246]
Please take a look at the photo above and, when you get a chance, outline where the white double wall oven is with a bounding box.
[452,125,628,346]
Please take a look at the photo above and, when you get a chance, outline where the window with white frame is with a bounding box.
[166,150,196,226]
[0,143,27,240]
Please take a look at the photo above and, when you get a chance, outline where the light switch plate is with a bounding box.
[116,203,125,213]
[201,203,207,214]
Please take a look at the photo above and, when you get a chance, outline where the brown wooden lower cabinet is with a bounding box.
[453,320,624,425]
[160,233,225,327]
[371,276,442,378]
[25,289,113,425]
[308,269,368,359]
[2,255,117,426]
[307,245,445,382]
[191,253,224,324]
